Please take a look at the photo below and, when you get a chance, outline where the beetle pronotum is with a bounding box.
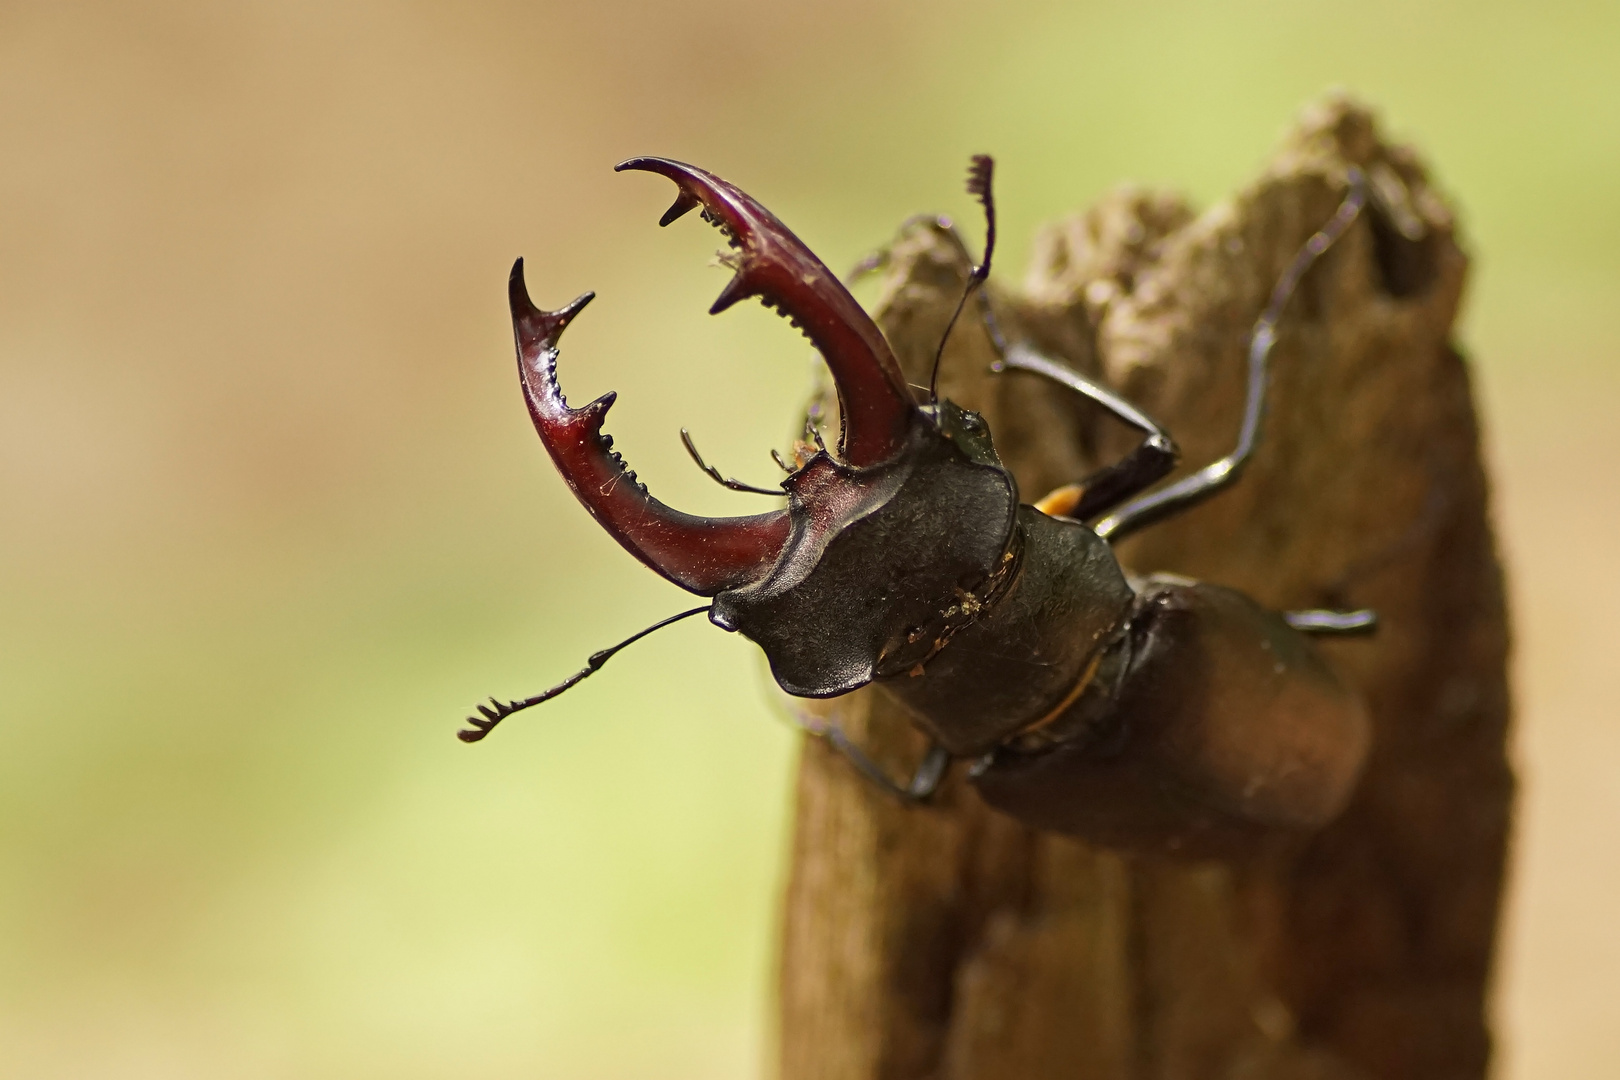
[462,155,1374,856]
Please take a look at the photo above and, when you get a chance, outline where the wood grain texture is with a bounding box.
[777,96,1511,1080]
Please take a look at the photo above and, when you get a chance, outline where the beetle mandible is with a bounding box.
[462,154,1375,856]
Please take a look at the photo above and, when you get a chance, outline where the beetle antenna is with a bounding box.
[929,154,997,403]
[458,605,712,743]
[805,414,828,453]
[680,428,784,496]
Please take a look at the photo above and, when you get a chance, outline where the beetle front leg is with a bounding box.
[786,703,952,803]
[1284,608,1378,634]
[994,345,1181,521]
[826,727,952,803]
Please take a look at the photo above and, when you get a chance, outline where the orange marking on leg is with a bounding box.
[1035,483,1086,518]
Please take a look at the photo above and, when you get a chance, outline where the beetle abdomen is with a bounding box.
[971,578,1370,856]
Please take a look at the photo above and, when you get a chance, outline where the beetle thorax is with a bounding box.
[710,403,1019,698]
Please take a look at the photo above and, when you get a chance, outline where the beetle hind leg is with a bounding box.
[1284,608,1379,635]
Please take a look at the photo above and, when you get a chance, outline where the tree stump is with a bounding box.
[777,96,1511,1080]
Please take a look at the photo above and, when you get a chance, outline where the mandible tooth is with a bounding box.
[659,190,702,227]
[709,272,755,315]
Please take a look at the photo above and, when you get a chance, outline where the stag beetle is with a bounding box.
[462,154,1375,855]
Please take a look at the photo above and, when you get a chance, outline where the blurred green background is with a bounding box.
[1,1,1616,1076]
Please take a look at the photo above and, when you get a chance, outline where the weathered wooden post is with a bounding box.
[779,97,1511,1080]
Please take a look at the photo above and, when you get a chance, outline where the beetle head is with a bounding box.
[512,159,1018,697]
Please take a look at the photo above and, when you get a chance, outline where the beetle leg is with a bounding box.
[864,210,1018,373]
[1093,170,1370,542]
[844,212,962,285]
[997,346,1181,522]
[908,743,952,799]
[782,700,952,802]
[1284,609,1379,635]
[923,156,1184,522]
[826,725,952,803]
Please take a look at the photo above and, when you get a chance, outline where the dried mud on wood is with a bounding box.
[777,97,1511,1080]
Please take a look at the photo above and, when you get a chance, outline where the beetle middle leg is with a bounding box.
[1091,171,1370,543]
[996,172,1371,546]
[783,701,952,803]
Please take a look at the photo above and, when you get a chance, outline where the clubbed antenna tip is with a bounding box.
[457,605,712,743]
[966,154,996,280]
[928,154,999,402]
[966,154,993,200]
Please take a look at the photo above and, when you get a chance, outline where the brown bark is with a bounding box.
[777,96,1511,1080]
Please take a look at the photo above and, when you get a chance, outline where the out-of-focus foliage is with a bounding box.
[0,1,1614,1076]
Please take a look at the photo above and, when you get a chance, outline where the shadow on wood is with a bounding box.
[778,95,1511,1080]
